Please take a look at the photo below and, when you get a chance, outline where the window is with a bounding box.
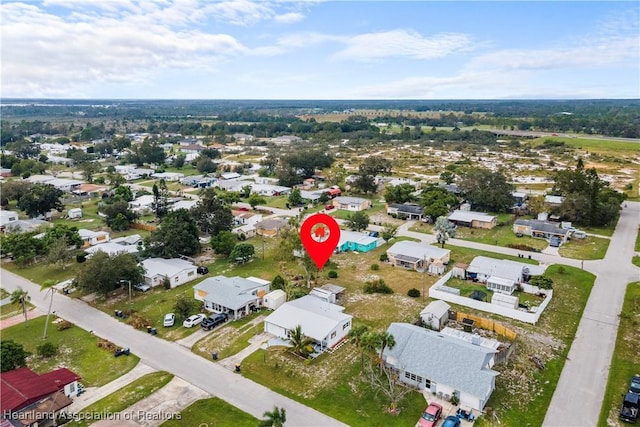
[174,277,178,282]
[343,321,350,330]
[188,271,194,277]
[69,383,75,393]
[331,331,336,339]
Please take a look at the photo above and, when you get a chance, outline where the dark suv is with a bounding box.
[201,313,227,330]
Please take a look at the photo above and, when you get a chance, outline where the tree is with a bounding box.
[17,183,64,218]
[288,187,303,206]
[248,193,266,209]
[152,179,170,219]
[210,230,237,257]
[147,209,200,257]
[45,236,74,269]
[113,185,134,202]
[420,185,459,222]
[271,275,287,291]
[526,195,545,217]
[101,200,138,231]
[286,324,314,357]
[7,139,40,159]
[192,190,233,235]
[433,216,456,248]
[348,324,370,366]
[0,180,33,202]
[529,275,553,289]
[0,231,45,266]
[440,170,456,184]
[0,340,30,372]
[458,168,514,213]
[229,243,254,264]
[173,295,196,320]
[10,287,30,323]
[380,223,398,241]
[78,161,100,183]
[361,355,414,414]
[259,406,287,427]
[76,252,143,296]
[352,173,377,194]
[384,183,415,204]
[173,153,186,168]
[42,224,82,248]
[241,185,253,198]
[346,211,370,232]
[196,157,217,174]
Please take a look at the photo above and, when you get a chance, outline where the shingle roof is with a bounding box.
[389,203,424,215]
[383,323,498,400]
[514,219,570,236]
[142,258,196,278]
[334,196,369,205]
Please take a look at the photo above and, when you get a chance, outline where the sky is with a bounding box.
[1,1,639,100]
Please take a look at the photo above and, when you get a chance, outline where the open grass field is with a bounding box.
[66,372,174,427]
[160,397,259,427]
[454,224,548,252]
[558,235,610,260]
[0,316,139,386]
[598,282,640,427]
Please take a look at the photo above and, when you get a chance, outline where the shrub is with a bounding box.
[327,270,338,279]
[163,277,171,290]
[529,275,553,289]
[37,342,58,358]
[76,252,86,263]
[127,312,153,330]
[97,339,117,352]
[56,320,73,331]
[379,253,389,262]
[370,263,380,271]
[407,288,421,298]
[363,279,394,294]
[558,266,566,275]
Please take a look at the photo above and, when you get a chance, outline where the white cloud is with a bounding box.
[334,30,473,61]
[274,12,305,24]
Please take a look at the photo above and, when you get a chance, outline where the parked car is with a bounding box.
[442,415,461,427]
[134,283,151,292]
[183,314,206,328]
[620,392,639,423]
[630,375,640,394]
[417,402,443,427]
[324,204,335,210]
[549,236,561,247]
[197,266,209,275]
[163,313,175,327]
[201,313,227,330]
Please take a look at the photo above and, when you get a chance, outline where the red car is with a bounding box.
[417,403,443,427]
[324,204,335,211]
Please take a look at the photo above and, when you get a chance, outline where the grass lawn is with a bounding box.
[160,397,258,427]
[0,316,139,386]
[633,256,640,268]
[531,136,640,155]
[558,236,610,260]
[66,372,174,427]
[446,245,539,266]
[476,264,596,427]
[408,222,434,234]
[598,282,640,427]
[194,319,264,360]
[636,227,640,251]
[454,225,548,252]
[241,345,425,427]
[581,224,616,237]
[0,301,34,320]
[0,288,9,299]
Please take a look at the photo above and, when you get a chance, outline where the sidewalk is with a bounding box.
[0,309,43,330]
[67,361,157,412]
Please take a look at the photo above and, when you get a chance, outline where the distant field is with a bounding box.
[532,136,640,154]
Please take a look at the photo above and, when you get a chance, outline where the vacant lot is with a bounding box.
[1,316,138,386]
[160,397,259,427]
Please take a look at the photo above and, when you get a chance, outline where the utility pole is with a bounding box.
[422,254,427,302]
[42,288,56,340]
[121,280,132,307]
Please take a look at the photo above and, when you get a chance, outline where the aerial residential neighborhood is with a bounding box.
[1,1,639,427]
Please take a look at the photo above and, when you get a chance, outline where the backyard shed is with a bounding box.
[420,300,451,331]
[263,289,287,310]
[67,208,82,219]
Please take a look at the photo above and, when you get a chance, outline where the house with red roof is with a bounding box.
[1,367,81,426]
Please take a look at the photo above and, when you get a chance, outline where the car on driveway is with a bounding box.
[183,314,206,328]
[197,266,209,275]
[201,313,227,330]
[134,283,151,292]
[324,204,335,211]
[417,402,443,427]
[442,415,461,427]
[630,374,640,394]
[163,313,175,327]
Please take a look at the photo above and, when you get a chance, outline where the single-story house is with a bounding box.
[26,175,84,192]
[233,133,255,143]
[84,242,140,257]
[170,200,198,211]
[47,155,74,165]
[386,241,451,272]
[386,203,424,221]
[72,183,109,197]
[332,196,371,211]
[420,300,451,331]
[336,230,381,253]
[194,276,270,320]
[512,191,528,206]
[448,210,497,229]
[513,219,571,243]
[1,366,81,416]
[232,210,262,226]
[250,183,291,197]
[129,195,155,214]
[3,218,50,234]
[270,135,302,145]
[181,175,216,188]
[180,143,206,154]
[264,295,352,351]
[386,178,419,189]
[466,256,546,287]
[300,190,324,203]
[255,177,279,185]
[309,284,346,304]
[0,210,19,231]
[0,168,12,177]
[151,172,185,181]
[220,172,241,180]
[233,224,257,238]
[263,289,287,310]
[255,218,289,237]
[110,234,143,246]
[141,258,198,288]
[544,195,565,206]
[383,323,498,411]
[78,229,110,247]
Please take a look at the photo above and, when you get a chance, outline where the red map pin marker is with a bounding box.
[300,213,341,270]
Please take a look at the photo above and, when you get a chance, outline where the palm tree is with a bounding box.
[41,280,57,340]
[348,324,370,366]
[286,325,314,357]
[433,216,456,248]
[378,332,396,371]
[259,406,286,427]
[10,287,29,324]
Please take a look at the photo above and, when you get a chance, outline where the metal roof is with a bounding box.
[448,210,496,223]
[387,240,450,261]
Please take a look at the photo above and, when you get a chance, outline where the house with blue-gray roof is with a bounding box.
[194,276,270,320]
[383,322,498,411]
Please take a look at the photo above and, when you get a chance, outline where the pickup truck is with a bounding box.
[620,392,639,423]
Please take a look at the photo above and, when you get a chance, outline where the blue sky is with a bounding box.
[1,1,638,99]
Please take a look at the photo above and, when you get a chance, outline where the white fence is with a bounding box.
[429,272,553,324]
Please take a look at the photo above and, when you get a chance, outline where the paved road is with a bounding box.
[0,269,346,427]
[543,201,640,426]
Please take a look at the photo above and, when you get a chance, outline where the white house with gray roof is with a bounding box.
[383,323,498,411]
[194,276,270,320]
[466,256,547,295]
[332,196,371,211]
[448,210,497,229]
[264,295,352,351]
[141,258,197,288]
